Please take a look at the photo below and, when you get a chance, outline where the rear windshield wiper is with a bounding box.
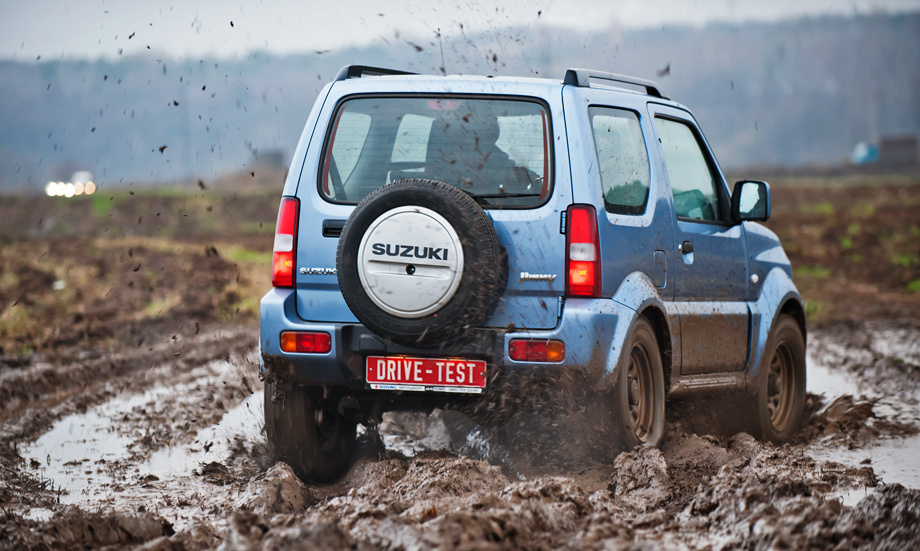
[472,193,542,199]
[462,191,542,207]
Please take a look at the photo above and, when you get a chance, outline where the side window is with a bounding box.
[589,107,650,215]
[327,111,371,189]
[654,117,721,222]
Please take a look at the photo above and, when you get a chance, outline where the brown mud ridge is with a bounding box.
[2,319,919,549]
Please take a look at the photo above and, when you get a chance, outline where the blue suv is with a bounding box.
[259,66,806,482]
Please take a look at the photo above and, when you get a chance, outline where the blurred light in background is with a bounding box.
[46,171,96,197]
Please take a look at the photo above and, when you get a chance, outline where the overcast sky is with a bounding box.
[3,0,919,61]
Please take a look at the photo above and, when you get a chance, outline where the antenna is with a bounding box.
[438,28,446,75]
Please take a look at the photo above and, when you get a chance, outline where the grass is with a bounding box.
[223,296,260,320]
[0,269,19,289]
[0,306,29,352]
[804,300,823,323]
[767,173,920,189]
[224,246,272,265]
[794,265,832,279]
[854,203,876,217]
[90,193,116,218]
[890,252,919,267]
[143,295,183,318]
[807,201,835,216]
[240,221,274,234]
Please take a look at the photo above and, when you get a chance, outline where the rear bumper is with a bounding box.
[259,288,627,402]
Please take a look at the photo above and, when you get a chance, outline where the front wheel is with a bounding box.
[754,314,806,443]
[611,317,666,449]
[264,380,357,483]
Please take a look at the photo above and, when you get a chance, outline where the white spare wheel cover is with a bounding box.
[356,205,464,318]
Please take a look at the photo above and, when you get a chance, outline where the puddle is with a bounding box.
[869,433,920,488]
[23,362,262,505]
[813,431,920,495]
[24,409,135,501]
[867,325,920,366]
[827,486,874,508]
[144,391,263,478]
[24,381,191,502]
[807,339,920,493]
[23,508,55,522]
[807,348,865,399]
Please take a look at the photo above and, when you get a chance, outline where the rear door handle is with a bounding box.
[322,219,346,238]
[680,240,694,254]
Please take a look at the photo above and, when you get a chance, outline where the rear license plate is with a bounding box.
[366,356,487,394]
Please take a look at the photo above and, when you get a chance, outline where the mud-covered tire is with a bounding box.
[264,380,356,483]
[754,314,806,443]
[611,317,666,448]
[336,179,504,347]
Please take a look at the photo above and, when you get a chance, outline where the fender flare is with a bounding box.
[748,267,805,381]
[606,272,674,385]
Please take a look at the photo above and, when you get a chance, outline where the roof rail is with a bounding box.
[563,68,668,99]
[334,65,416,81]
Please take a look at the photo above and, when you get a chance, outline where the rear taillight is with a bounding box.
[509,339,565,362]
[565,204,601,297]
[279,331,331,353]
[271,197,300,288]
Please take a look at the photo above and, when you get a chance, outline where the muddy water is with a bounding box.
[807,349,862,398]
[144,391,263,477]
[24,357,264,508]
[807,341,920,491]
[25,335,920,496]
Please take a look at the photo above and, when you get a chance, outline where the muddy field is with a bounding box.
[1,173,919,549]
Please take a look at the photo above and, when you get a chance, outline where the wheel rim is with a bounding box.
[766,342,796,432]
[627,341,656,443]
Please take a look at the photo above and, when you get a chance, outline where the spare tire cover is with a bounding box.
[337,179,504,346]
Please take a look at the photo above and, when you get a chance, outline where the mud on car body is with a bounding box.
[259,65,807,482]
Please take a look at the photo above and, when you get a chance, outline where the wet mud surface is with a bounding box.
[2,320,919,550]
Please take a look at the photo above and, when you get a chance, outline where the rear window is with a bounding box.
[319,96,552,208]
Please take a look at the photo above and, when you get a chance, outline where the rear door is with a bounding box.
[649,104,750,374]
[294,84,572,331]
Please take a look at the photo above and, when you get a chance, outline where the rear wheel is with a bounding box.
[264,380,357,483]
[612,317,666,449]
[755,314,806,443]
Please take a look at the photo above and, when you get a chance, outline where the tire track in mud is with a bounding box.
[0,324,258,524]
[1,325,256,441]
[3,321,920,550]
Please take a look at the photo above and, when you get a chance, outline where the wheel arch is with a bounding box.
[748,266,806,382]
[638,305,673,394]
[779,297,807,346]
[609,271,674,391]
